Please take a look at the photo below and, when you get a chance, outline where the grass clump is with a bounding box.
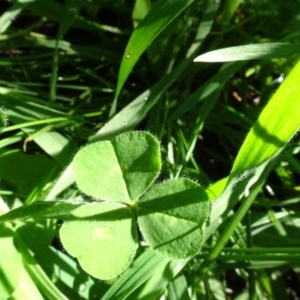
[0,0,300,299]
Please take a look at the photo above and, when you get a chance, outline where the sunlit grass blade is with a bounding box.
[104,58,300,300]
[0,223,22,299]
[35,247,108,299]
[197,59,300,276]
[16,233,69,300]
[0,0,34,34]
[10,268,44,300]
[45,164,75,201]
[229,59,300,182]
[194,43,300,62]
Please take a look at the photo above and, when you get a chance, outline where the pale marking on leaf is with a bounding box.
[93,227,114,241]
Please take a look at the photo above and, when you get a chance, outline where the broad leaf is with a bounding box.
[73,131,161,203]
[138,178,209,258]
[60,202,137,280]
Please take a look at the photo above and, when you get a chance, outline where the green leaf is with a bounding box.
[60,202,137,280]
[101,248,171,300]
[221,0,242,21]
[113,0,194,113]
[73,131,161,204]
[35,246,109,299]
[229,59,300,182]
[194,60,300,278]
[128,258,188,299]
[0,224,22,299]
[16,219,55,254]
[0,108,6,133]
[167,272,190,300]
[45,164,75,201]
[57,1,85,37]
[10,268,44,300]
[169,61,244,120]
[194,43,300,62]
[0,150,55,196]
[0,201,83,223]
[90,0,219,141]
[252,212,300,247]
[0,0,34,34]
[138,178,209,258]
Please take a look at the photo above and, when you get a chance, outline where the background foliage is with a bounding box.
[0,0,300,299]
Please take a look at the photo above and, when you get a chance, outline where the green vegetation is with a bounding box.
[0,0,300,299]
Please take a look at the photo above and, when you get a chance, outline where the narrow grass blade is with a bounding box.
[0,0,34,34]
[58,0,85,37]
[118,59,300,299]
[128,259,188,299]
[132,0,151,28]
[10,268,44,300]
[101,249,171,300]
[30,131,76,167]
[221,0,241,21]
[35,247,108,299]
[167,273,190,300]
[16,233,69,300]
[90,1,219,141]
[45,164,75,201]
[198,60,300,276]
[112,0,195,114]
[0,107,7,133]
[169,61,244,120]
[194,43,300,62]
[0,224,22,299]
[0,201,83,223]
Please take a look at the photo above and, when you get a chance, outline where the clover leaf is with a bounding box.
[138,178,210,258]
[60,131,209,280]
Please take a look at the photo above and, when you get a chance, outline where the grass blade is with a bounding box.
[198,59,300,276]
[229,59,300,182]
[112,0,195,115]
[90,0,219,141]
[0,0,34,34]
[101,249,171,300]
[194,43,300,62]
